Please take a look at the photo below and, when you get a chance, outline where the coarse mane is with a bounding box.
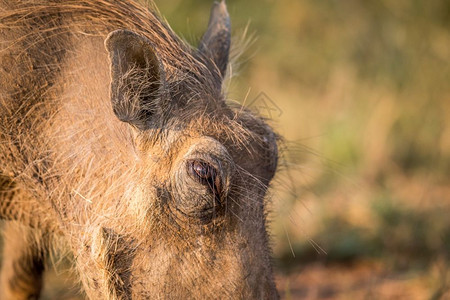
[0,0,221,93]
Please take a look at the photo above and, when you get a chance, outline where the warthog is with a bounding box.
[0,0,279,299]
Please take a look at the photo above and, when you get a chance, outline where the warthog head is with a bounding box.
[74,1,280,299]
[0,0,279,298]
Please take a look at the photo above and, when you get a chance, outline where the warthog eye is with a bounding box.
[188,160,222,197]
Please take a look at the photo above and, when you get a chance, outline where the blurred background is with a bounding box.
[153,0,450,298]
[25,0,450,299]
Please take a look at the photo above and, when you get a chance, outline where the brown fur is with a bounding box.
[0,0,279,299]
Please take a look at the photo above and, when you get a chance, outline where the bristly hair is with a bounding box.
[0,0,221,98]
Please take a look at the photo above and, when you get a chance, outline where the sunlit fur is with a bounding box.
[0,1,280,299]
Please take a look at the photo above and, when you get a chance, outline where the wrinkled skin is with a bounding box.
[0,0,279,299]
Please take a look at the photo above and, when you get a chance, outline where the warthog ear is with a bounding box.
[198,0,231,79]
[105,29,166,130]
